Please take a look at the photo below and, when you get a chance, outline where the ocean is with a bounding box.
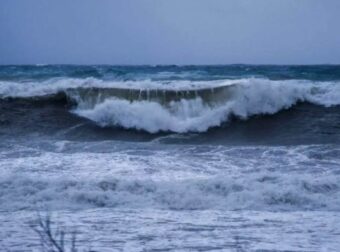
[0,65,340,251]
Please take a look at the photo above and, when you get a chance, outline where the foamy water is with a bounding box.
[1,77,340,133]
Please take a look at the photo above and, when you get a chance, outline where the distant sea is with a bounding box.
[1,65,340,251]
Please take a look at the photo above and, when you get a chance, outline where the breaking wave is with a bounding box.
[1,78,340,133]
[1,174,339,211]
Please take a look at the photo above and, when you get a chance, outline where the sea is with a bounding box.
[0,65,340,251]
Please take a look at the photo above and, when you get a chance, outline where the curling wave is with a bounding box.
[1,78,340,133]
[71,79,340,133]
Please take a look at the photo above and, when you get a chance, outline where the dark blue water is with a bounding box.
[1,64,340,81]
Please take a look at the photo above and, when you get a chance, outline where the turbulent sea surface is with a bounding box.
[1,65,340,251]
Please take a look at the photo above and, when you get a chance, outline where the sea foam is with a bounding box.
[1,173,339,211]
[1,78,340,133]
[73,79,340,133]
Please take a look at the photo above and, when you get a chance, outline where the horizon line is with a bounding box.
[1,63,340,67]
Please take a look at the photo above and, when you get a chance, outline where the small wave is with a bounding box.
[1,174,339,211]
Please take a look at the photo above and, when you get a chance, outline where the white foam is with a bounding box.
[74,79,340,133]
[1,143,339,211]
[74,98,229,133]
[0,172,339,211]
[1,77,340,133]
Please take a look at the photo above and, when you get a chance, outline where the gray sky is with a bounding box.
[1,0,340,65]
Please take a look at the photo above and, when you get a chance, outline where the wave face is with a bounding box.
[72,79,340,133]
[0,65,340,141]
[1,76,340,133]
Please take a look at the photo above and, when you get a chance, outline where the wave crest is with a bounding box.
[73,79,340,133]
[1,78,340,133]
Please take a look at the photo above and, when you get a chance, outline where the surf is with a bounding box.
[68,78,340,133]
[1,77,340,133]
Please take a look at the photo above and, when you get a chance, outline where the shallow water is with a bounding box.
[2,209,340,252]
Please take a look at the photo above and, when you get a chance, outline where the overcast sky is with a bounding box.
[1,0,340,65]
